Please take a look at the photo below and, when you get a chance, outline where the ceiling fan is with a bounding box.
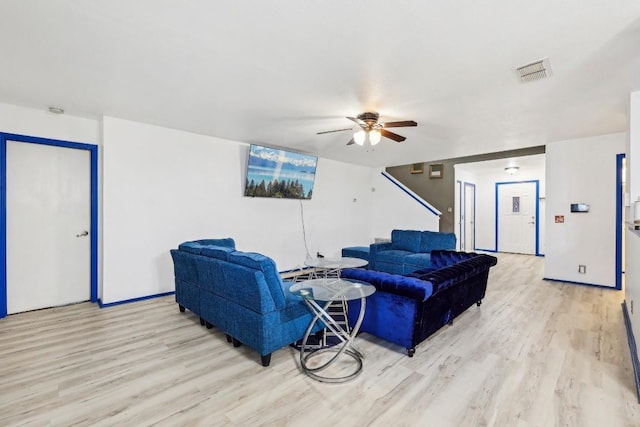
[317,112,417,146]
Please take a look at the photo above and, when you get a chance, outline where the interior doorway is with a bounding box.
[463,182,476,251]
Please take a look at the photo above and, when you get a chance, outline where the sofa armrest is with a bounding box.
[341,268,433,301]
[369,242,393,254]
[368,242,393,270]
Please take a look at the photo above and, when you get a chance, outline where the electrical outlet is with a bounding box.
[578,265,586,274]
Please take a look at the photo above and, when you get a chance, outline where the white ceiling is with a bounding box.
[0,1,639,167]
[455,154,545,175]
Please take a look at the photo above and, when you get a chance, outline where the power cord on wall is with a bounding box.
[299,200,312,261]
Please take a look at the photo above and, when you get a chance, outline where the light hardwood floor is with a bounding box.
[1,253,639,426]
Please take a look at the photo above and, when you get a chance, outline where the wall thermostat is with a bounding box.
[570,203,589,213]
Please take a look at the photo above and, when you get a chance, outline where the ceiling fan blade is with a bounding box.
[347,116,366,127]
[317,127,353,135]
[383,120,418,128]
[381,128,406,142]
[346,138,355,145]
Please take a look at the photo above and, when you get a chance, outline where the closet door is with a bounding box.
[6,140,90,314]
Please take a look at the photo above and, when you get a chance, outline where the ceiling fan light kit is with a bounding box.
[317,111,417,146]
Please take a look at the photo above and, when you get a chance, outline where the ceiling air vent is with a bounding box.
[516,58,552,83]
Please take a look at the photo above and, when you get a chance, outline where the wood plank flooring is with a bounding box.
[1,253,639,426]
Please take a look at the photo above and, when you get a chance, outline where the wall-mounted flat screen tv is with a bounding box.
[244,144,318,199]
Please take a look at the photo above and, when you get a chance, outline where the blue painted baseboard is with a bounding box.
[622,300,640,404]
[543,277,619,290]
[98,291,175,308]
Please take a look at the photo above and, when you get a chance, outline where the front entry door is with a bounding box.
[6,140,91,314]
[497,181,537,255]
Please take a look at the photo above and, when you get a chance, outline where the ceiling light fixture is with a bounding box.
[353,128,382,146]
[369,129,382,145]
[505,166,520,175]
[48,106,65,114]
[354,130,366,146]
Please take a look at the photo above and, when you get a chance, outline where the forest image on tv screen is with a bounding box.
[245,145,317,199]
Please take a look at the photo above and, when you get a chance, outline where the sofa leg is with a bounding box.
[179,305,185,313]
[407,348,415,357]
[199,317,205,326]
[226,334,232,343]
[476,300,482,307]
[232,338,242,348]
[261,354,272,367]
[205,321,213,329]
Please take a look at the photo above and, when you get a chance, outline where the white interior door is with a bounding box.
[497,182,537,254]
[6,141,91,314]
[464,183,475,251]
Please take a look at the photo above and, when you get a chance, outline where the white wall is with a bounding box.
[101,117,374,304]
[625,91,640,361]
[454,157,546,253]
[544,133,625,287]
[0,102,99,144]
[370,170,440,240]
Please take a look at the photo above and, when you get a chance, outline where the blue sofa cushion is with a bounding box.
[178,242,207,255]
[377,249,413,264]
[403,253,432,268]
[341,246,370,263]
[190,238,236,248]
[430,250,475,269]
[341,268,433,301]
[406,267,435,277]
[419,231,456,253]
[201,246,235,260]
[227,251,286,309]
[390,230,422,252]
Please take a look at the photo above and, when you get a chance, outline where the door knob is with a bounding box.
[76,230,89,237]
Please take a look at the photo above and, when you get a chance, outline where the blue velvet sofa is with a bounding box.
[340,250,497,356]
[170,238,320,366]
[368,229,457,274]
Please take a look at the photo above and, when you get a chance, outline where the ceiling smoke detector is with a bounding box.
[516,58,552,83]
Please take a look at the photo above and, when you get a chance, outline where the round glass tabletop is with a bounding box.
[289,278,375,302]
[304,257,368,269]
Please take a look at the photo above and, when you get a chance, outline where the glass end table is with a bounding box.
[290,278,375,383]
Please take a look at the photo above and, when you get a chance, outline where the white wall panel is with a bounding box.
[625,91,640,365]
[544,133,625,287]
[101,117,373,303]
[370,170,440,240]
[0,102,99,144]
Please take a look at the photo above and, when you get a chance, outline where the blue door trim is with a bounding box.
[0,132,99,318]
[495,180,541,255]
[615,153,624,290]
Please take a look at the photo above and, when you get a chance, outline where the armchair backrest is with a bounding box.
[226,251,287,310]
[178,238,236,254]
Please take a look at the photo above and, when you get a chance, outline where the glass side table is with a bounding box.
[289,278,375,383]
[304,257,368,278]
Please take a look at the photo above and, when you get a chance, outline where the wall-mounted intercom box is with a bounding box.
[570,203,589,213]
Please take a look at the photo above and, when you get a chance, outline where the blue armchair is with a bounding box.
[170,239,320,366]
